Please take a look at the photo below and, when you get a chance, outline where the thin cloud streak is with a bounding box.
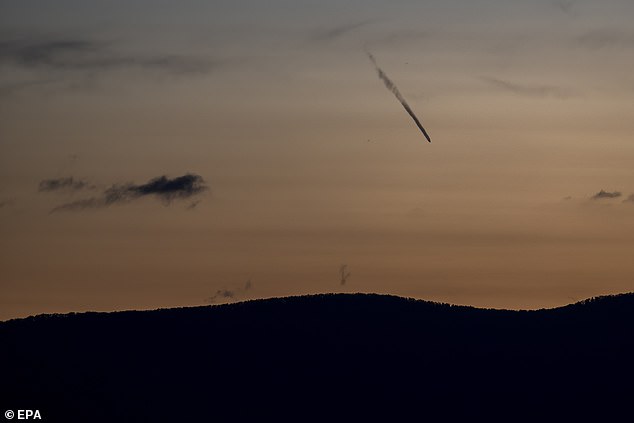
[0,37,218,96]
[481,76,571,98]
[0,38,216,74]
[311,20,373,42]
[575,30,634,50]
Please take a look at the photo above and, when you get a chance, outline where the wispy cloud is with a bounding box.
[0,37,218,95]
[365,29,429,50]
[38,177,91,192]
[186,200,201,210]
[311,20,373,42]
[206,289,235,303]
[0,38,215,74]
[50,173,207,212]
[575,30,634,50]
[554,0,577,16]
[339,265,351,286]
[0,78,64,96]
[591,190,621,200]
[0,199,15,209]
[480,76,571,98]
[206,279,253,304]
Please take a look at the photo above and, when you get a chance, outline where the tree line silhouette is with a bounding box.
[1,292,633,421]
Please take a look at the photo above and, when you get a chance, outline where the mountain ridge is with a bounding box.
[1,292,633,421]
[3,291,633,324]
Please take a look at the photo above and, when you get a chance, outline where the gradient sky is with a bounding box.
[2,0,634,319]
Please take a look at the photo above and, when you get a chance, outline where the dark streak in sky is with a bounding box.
[480,76,571,98]
[366,51,432,143]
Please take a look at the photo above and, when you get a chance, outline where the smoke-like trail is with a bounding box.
[366,52,432,143]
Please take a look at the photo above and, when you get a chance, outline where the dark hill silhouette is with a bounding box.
[1,293,633,421]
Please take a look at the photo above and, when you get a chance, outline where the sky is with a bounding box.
[1,0,634,319]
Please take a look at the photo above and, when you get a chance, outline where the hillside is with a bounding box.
[1,293,633,421]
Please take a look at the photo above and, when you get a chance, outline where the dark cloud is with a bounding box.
[50,173,207,212]
[480,76,571,98]
[0,38,216,76]
[131,174,207,200]
[206,280,253,304]
[575,30,634,50]
[592,190,621,200]
[206,289,236,304]
[38,176,90,192]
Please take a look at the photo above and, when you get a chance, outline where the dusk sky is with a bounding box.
[2,0,634,319]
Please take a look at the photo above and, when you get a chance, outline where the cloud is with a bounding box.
[575,30,634,50]
[186,200,201,210]
[0,199,14,209]
[50,173,207,212]
[0,37,217,95]
[0,39,95,68]
[311,20,373,42]
[38,177,90,192]
[130,174,207,200]
[0,78,63,96]
[206,279,253,304]
[591,190,621,200]
[365,29,429,50]
[554,0,577,16]
[340,265,351,286]
[206,289,236,303]
[50,198,103,212]
[0,38,215,74]
[480,76,571,98]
